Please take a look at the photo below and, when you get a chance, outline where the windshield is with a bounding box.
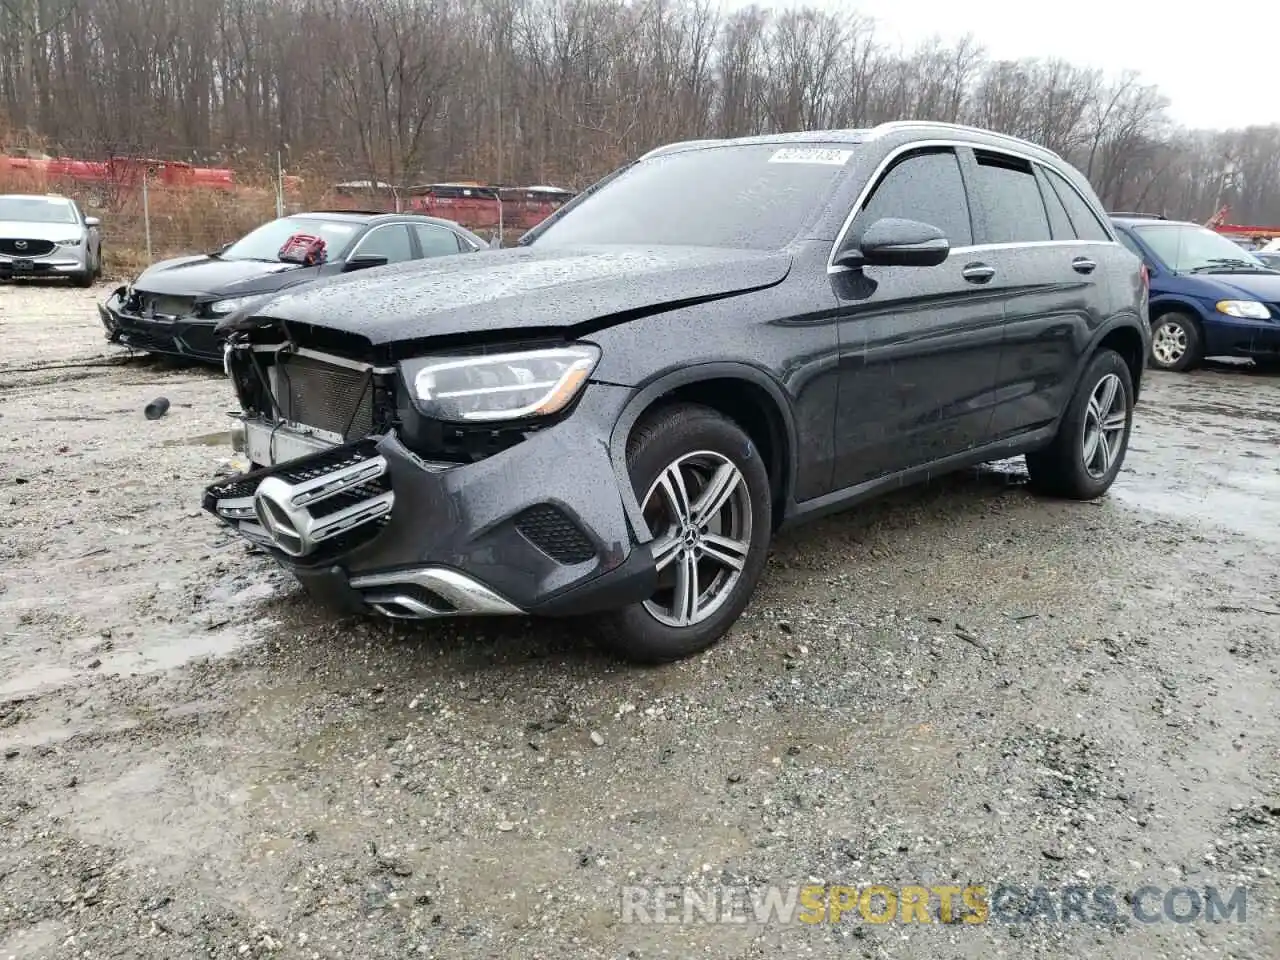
[1133,223,1274,273]
[531,143,857,250]
[0,196,77,224]
[220,216,362,261]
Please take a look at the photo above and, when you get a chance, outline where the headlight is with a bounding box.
[53,237,83,246]
[208,295,260,316]
[1216,300,1272,320]
[407,344,600,422]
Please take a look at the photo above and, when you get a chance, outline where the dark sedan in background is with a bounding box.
[98,211,488,364]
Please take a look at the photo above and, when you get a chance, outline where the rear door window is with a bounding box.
[414,224,464,257]
[969,150,1051,244]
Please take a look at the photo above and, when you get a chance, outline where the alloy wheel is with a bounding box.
[1151,320,1187,367]
[640,450,753,628]
[1081,373,1127,480]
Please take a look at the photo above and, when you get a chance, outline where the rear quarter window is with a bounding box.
[1044,167,1112,242]
[1115,230,1145,260]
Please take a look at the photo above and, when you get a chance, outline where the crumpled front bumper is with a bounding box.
[98,290,224,363]
[202,384,657,620]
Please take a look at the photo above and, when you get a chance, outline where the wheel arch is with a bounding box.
[608,363,798,539]
[1095,323,1146,402]
[1066,316,1148,409]
[1149,296,1208,330]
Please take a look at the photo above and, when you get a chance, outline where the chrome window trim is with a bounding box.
[827,138,1119,275]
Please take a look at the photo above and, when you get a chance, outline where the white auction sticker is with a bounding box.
[767,147,854,165]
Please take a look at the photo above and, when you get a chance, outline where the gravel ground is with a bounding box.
[1,280,1278,959]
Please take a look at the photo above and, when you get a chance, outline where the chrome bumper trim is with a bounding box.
[350,567,525,618]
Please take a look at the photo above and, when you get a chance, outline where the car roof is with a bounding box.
[291,211,473,230]
[638,121,1062,163]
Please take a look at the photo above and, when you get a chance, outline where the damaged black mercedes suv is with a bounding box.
[205,121,1149,663]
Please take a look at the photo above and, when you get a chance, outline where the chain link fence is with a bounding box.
[0,147,574,278]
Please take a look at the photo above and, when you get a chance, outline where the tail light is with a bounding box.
[1140,263,1149,290]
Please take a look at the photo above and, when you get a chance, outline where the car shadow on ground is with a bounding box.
[246,458,1049,680]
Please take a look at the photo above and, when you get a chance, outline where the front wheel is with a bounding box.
[1025,348,1134,500]
[1149,312,1202,371]
[597,403,772,664]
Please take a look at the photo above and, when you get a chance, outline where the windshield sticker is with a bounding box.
[768,147,853,166]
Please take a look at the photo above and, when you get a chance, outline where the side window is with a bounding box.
[414,224,464,257]
[857,148,973,246]
[1035,168,1076,241]
[1044,167,1112,242]
[352,225,414,264]
[1116,231,1146,261]
[970,150,1051,244]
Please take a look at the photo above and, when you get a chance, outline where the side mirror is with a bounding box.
[84,216,100,228]
[835,217,950,269]
[344,254,389,272]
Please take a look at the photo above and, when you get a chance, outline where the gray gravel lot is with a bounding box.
[1,280,1278,959]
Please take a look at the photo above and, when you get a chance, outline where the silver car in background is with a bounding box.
[0,194,103,287]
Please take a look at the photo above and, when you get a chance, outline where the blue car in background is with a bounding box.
[1110,214,1280,372]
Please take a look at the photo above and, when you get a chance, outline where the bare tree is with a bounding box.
[0,0,1276,224]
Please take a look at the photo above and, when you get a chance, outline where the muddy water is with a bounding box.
[1,282,1277,959]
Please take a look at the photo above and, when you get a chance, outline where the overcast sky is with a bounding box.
[720,0,1278,130]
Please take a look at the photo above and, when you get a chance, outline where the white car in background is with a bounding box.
[0,193,103,287]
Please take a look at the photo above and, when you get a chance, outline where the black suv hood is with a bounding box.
[134,254,323,298]
[233,245,792,344]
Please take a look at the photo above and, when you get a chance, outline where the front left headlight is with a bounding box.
[53,236,83,246]
[407,344,600,422]
[1216,300,1272,320]
[208,296,259,316]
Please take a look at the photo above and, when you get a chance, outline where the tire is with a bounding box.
[1148,311,1202,371]
[597,403,773,664]
[1025,348,1134,500]
[71,264,94,288]
[92,246,104,281]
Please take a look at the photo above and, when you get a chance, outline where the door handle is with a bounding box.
[961,262,995,284]
[1072,256,1097,274]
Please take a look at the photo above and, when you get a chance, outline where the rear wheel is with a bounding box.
[597,404,772,664]
[1149,311,1202,371]
[1025,348,1134,500]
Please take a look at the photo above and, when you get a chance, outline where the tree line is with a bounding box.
[2,0,1278,225]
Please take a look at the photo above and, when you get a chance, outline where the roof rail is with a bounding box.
[1107,211,1167,220]
[869,120,1061,158]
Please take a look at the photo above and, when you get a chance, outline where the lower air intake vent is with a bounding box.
[514,504,597,564]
